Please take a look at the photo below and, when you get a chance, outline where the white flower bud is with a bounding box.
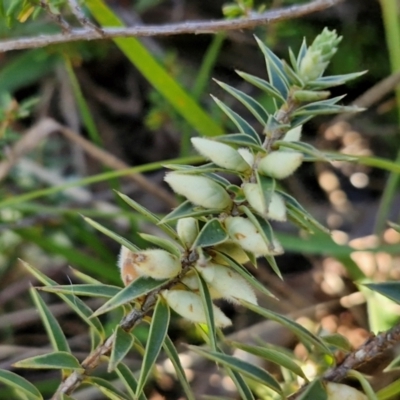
[258,151,303,179]
[283,125,302,142]
[164,172,232,209]
[177,217,198,248]
[118,247,181,283]
[325,382,367,400]
[238,148,255,168]
[243,183,287,221]
[191,137,250,172]
[213,241,249,264]
[199,263,257,304]
[162,290,232,327]
[225,216,283,256]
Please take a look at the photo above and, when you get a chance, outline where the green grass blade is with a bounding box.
[85,0,223,138]
[136,297,170,397]
[39,284,121,298]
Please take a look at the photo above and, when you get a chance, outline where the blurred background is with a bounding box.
[1,0,400,398]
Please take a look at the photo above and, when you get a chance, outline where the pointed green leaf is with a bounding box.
[255,36,290,100]
[108,327,135,372]
[214,133,262,150]
[93,276,169,317]
[29,288,70,353]
[241,301,330,355]
[363,282,400,305]
[160,200,221,224]
[70,268,102,284]
[13,352,83,371]
[236,70,285,103]
[163,336,195,400]
[376,377,400,399]
[276,140,330,162]
[282,60,303,86]
[0,369,43,400]
[278,191,329,234]
[215,80,269,124]
[22,261,105,339]
[38,284,121,298]
[321,334,351,352]
[116,192,178,239]
[136,297,170,396]
[84,217,140,253]
[85,376,129,400]
[296,38,308,69]
[193,218,228,248]
[116,363,147,400]
[228,341,307,379]
[195,271,217,350]
[388,221,400,233]
[227,369,255,400]
[188,346,282,395]
[297,379,327,400]
[211,95,260,143]
[264,255,282,280]
[308,71,367,89]
[138,233,182,258]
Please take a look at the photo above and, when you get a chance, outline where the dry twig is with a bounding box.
[1,0,343,52]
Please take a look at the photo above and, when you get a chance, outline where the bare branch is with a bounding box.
[66,0,104,34]
[1,0,343,52]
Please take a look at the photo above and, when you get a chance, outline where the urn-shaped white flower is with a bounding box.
[243,183,287,221]
[162,290,232,327]
[118,247,181,284]
[258,151,303,179]
[325,382,367,400]
[225,216,283,256]
[199,263,257,304]
[177,217,199,249]
[164,172,232,209]
[191,137,250,172]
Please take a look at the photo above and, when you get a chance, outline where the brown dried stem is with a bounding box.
[1,0,344,52]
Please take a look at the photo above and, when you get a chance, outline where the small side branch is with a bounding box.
[1,0,343,52]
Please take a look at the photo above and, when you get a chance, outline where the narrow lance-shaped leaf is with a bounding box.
[108,327,135,372]
[136,297,170,397]
[22,261,105,340]
[13,352,83,371]
[192,218,229,248]
[84,217,140,253]
[227,368,255,400]
[138,233,182,258]
[39,284,121,298]
[214,79,269,124]
[242,301,331,355]
[92,276,169,317]
[163,336,196,400]
[116,363,147,400]
[363,282,400,305]
[228,341,307,380]
[160,200,221,224]
[236,70,285,103]
[0,369,43,400]
[211,95,261,144]
[188,346,282,395]
[29,288,70,354]
[84,376,129,400]
[195,270,217,351]
[116,192,178,239]
[298,379,328,400]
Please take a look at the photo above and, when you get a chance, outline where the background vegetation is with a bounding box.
[1,0,400,399]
